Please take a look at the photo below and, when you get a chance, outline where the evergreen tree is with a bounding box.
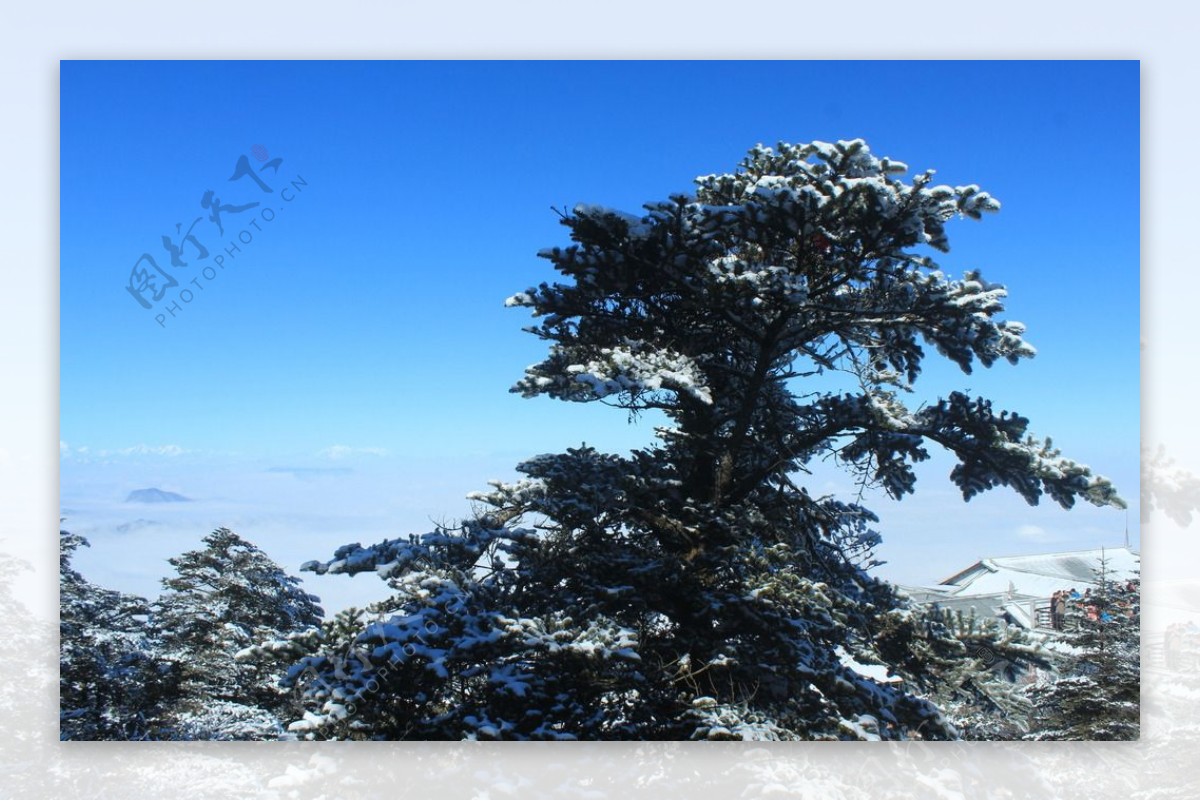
[239,605,374,738]
[59,530,176,740]
[295,140,1122,740]
[874,602,1050,740]
[153,527,324,739]
[1025,559,1140,740]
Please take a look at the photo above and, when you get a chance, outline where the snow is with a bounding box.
[938,547,1140,597]
[572,203,654,238]
[840,714,883,742]
[835,646,902,685]
[554,345,714,405]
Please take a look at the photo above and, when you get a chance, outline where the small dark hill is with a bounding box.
[125,487,191,503]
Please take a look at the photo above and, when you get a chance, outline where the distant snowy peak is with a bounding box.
[125,487,191,503]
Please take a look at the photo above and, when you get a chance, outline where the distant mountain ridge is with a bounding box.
[116,518,160,533]
[125,487,191,503]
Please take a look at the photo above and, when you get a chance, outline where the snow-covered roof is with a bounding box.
[1001,601,1035,629]
[893,586,953,604]
[934,547,1139,600]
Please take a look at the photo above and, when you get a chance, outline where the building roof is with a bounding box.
[934,546,1139,600]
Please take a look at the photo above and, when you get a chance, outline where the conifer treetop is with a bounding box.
[507,139,1122,512]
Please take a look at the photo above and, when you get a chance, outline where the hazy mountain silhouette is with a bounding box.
[115,518,161,533]
[124,488,191,504]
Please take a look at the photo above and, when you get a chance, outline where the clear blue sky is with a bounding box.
[61,61,1139,606]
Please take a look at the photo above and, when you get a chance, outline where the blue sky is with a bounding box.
[60,61,1140,610]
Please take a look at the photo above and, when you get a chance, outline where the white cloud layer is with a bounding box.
[61,443,188,460]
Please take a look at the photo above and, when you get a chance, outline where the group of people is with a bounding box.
[1049,589,1077,630]
[1048,583,1137,631]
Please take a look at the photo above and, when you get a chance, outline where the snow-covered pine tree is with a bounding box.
[59,530,176,740]
[295,140,1123,740]
[874,601,1050,740]
[153,527,323,739]
[1025,558,1140,740]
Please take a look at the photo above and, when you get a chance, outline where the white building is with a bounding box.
[899,547,1140,631]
